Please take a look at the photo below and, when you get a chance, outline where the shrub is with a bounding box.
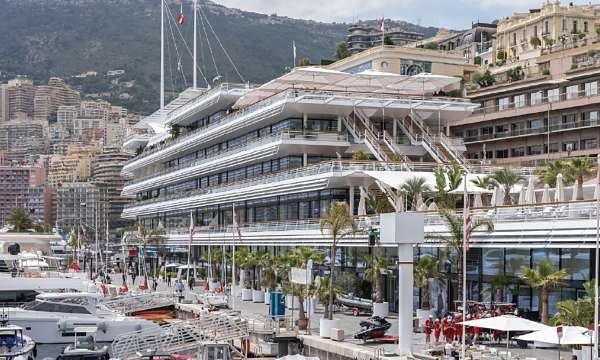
[474,56,482,65]
[542,68,551,76]
[473,70,495,87]
[423,42,439,50]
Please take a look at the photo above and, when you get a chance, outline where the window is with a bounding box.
[534,25,538,37]
[482,248,504,276]
[544,21,549,34]
[495,124,508,133]
[585,21,589,33]
[585,81,597,96]
[480,126,493,136]
[498,97,510,111]
[496,149,508,158]
[511,122,523,132]
[528,119,543,129]
[514,94,526,108]
[590,111,599,125]
[561,249,590,281]
[547,88,559,102]
[531,91,543,105]
[562,18,567,31]
[581,138,598,150]
[563,141,579,152]
[511,147,525,157]
[573,20,578,33]
[506,249,530,277]
[566,85,578,100]
[545,142,559,154]
[527,145,542,155]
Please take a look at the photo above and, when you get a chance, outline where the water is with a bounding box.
[36,343,113,360]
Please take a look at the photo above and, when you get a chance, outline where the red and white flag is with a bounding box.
[465,209,472,252]
[232,204,242,243]
[378,16,385,32]
[177,12,185,25]
[189,212,195,245]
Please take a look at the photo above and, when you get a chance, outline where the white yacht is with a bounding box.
[5,292,158,344]
[0,319,36,360]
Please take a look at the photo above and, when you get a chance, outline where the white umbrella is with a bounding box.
[473,193,483,208]
[496,186,506,206]
[517,326,592,345]
[490,187,497,206]
[414,192,424,211]
[428,202,438,211]
[395,193,405,212]
[541,184,551,203]
[555,173,565,202]
[460,315,548,355]
[518,187,526,205]
[358,187,368,216]
[525,176,536,204]
[572,178,580,201]
[418,203,429,212]
[387,73,460,95]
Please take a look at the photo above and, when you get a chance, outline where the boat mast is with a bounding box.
[193,0,197,89]
[160,0,165,113]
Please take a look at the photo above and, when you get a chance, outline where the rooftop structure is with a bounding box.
[347,22,424,54]
[414,23,497,62]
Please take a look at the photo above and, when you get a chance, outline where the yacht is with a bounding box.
[0,310,36,360]
[5,292,158,344]
[0,253,88,303]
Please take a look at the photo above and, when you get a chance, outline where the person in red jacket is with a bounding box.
[454,316,463,342]
[433,319,441,344]
[424,315,433,344]
[441,316,448,343]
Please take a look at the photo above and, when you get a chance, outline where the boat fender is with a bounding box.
[97,321,108,333]
[57,320,68,331]
[33,345,37,358]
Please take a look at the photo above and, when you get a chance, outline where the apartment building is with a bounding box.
[347,22,424,54]
[33,77,80,122]
[451,41,600,165]
[0,165,51,225]
[53,182,108,240]
[47,145,99,186]
[92,148,132,230]
[0,119,48,161]
[416,23,497,62]
[6,78,35,120]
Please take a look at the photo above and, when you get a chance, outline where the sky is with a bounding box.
[212,0,594,29]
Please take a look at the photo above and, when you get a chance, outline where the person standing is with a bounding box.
[424,315,433,345]
[433,319,441,344]
[167,272,172,287]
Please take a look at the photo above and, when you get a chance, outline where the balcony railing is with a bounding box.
[127,88,475,166]
[470,88,599,116]
[126,130,348,185]
[464,119,599,143]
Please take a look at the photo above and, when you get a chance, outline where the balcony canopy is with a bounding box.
[233,67,462,109]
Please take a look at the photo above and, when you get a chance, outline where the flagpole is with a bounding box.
[461,172,468,360]
[187,211,193,286]
[231,204,237,311]
[193,0,197,89]
[293,41,297,68]
[595,157,600,360]
[160,0,165,113]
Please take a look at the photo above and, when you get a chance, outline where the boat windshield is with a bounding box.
[22,300,91,314]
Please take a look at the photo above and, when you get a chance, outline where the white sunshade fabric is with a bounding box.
[364,171,492,193]
[459,315,547,332]
[517,326,592,345]
[555,173,565,202]
[386,73,461,95]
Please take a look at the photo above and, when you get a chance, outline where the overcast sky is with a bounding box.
[212,0,594,29]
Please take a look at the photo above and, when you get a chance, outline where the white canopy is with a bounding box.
[542,184,551,203]
[572,178,581,201]
[459,315,547,332]
[386,73,461,95]
[525,176,536,204]
[555,173,565,202]
[358,187,368,216]
[164,263,182,268]
[517,326,592,345]
[518,187,526,205]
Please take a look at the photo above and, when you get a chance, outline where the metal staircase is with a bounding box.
[102,292,176,315]
[111,313,249,359]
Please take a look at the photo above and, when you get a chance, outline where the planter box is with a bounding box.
[319,318,341,338]
[252,290,265,303]
[241,288,253,301]
[264,291,271,305]
[373,302,389,317]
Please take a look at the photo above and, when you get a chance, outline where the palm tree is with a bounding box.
[426,209,493,306]
[535,160,570,187]
[366,194,393,214]
[552,279,595,326]
[433,164,462,208]
[566,157,595,200]
[491,168,525,205]
[6,208,34,232]
[234,247,252,289]
[522,259,569,324]
[363,254,390,304]
[470,175,494,190]
[169,124,182,139]
[488,273,511,305]
[414,256,440,310]
[400,177,432,210]
[320,202,358,320]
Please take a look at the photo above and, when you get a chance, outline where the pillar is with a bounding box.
[303,153,308,166]
[393,118,398,140]
[303,113,308,130]
[337,115,342,132]
[398,243,413,356]
[348,186,355,216]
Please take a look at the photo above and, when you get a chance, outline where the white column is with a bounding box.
[337,115,342,132]
[397,243,414,356]
[349,186,355,216]
[303,153,308,166]
[303,113,308,130]
[393,118,397,140]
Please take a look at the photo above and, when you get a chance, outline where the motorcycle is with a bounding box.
[353,316,391,342]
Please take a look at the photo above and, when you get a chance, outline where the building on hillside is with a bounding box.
[415,23,497,62]
[494,1,600,65]
[0,165,51,226]
[326,45,478,79]
[0,119,48,161]
[92,148,132,231]
[6,78,35,120]
[33,77,80,122]
[347,22,424,54]
[53,182,108,242]
[451,41,600,166]
[57,105,78,131]
[47,145,98,186]
[80,100,111,121]
[0,84,9,122]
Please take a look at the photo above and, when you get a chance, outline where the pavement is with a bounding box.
[120,275,567,359]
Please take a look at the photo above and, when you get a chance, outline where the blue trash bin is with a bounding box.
[270,291,285,316]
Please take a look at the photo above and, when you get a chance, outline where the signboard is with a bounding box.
[290,267,311,285]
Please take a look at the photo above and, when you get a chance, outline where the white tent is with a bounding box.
[572,178,580,201]
[518,187,526,205]
[358,187,368,216]
[555,174,565,202]
[525,176,536,204]
[495,187,506,206]
[541,184,551,203]
[386,73,461,95]
[517,326,592,345]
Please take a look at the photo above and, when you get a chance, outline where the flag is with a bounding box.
[293,41,297,61]
[465,209,472,252]
[232,204,242,243]
[177,12,185,25]
[378,16,385,32]
[189,212,195,246]
[81,224,88,241]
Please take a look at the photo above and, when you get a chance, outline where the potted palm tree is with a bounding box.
[310,277,342,332]
[566,157,595,200]
[262,253,277,305]
[414,256,440,324]
[364,253,390,317]
[522,259,569,324]
[235,248,253,301]
[251,251,266,303]
[491,168,525,205]
[319,201,358,338]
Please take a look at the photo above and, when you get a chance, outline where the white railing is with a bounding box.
[102,292,176,315]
